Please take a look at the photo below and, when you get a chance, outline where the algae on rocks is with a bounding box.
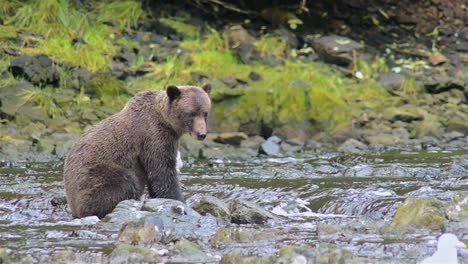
[391,197,446,231]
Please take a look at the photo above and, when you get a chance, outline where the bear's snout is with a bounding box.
[192,117,207,141]
[197,133,206,140]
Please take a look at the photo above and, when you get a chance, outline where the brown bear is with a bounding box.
[63,84,211,218]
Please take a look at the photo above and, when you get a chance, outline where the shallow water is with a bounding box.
[0,149,467,262]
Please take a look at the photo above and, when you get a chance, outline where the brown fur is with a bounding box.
[64,85,211,218]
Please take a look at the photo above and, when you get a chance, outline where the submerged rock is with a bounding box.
[230,199,274,225]
[391,197,446,231]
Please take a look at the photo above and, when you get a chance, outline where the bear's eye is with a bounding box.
[188,112,197,118]
[203,112,208,118]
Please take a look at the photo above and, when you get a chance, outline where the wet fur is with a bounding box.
[64,86,211,218]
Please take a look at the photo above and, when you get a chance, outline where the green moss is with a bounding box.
[160,17,199,39]
[391,197,446,231]
[87,73,125,98]
[96,0,144,30]
[255,34,288,57]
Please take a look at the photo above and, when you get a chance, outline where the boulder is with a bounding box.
[117,216,162,245]
[378,72,406,94]
[337,138,368,153]
[108,244,162,264]
[168,240,218,263]
[188,194,231,222]
[424,75,464,93]
[391,197,446,231]
[220,253,271,264]
[212,132,248,146]
[259,136,282,156]
[230,199,274,225]
[308,35,364,66]
[227,26,259,64]
[9,54,59,86]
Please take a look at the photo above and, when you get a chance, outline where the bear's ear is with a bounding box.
[166,85,181,101]
[202,83,211,95]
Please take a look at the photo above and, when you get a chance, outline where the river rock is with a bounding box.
[212,132,248,146]
[108,244,162,264]
[308,35,364,66]
[337,138,368,153]
[424,75,464,93]
[227,26,259,64]
[142,198,220,242]
[188,194,231,222]
[391,197,446,231]
[220,253,270,264]
[446,117,468,134]
[384,107,424,123]
[0,248,12,264]
[168,240,218,263]
[118,216,162,245]
[210,227,280,249]
[249,71,262,81]
[378,72,406,94]
[259,136,282,156]
[315,243,356,264]
[230,199,274,225]
[428,52,448,65]
[412,115,444,138]
[9,54,60,86]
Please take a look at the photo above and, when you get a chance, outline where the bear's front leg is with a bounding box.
[141,140,184,202]
[147,166,184,201]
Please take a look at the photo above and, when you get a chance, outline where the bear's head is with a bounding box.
[166,84,211,140]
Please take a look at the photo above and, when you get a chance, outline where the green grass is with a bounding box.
[96,0,144,30]
[20,86,62,118]
[7,0,88,38]
[21,25,116,72]
[160,17,199,39]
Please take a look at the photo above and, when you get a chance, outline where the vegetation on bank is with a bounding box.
[0,0,417,140]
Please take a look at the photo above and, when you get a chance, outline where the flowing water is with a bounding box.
[0,149,467,262]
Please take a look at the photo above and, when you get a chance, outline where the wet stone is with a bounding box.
[259,136,282,156]
[168,240,219,263]
[108,244,162,264]
[230,199,274,225]
[391,197,446,231]
[118,216,162,246]
[220,252,271,264]
[212,132,248,146]
[188,194,231,222]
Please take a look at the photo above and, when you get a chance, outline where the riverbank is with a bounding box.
[0,0,467,162]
